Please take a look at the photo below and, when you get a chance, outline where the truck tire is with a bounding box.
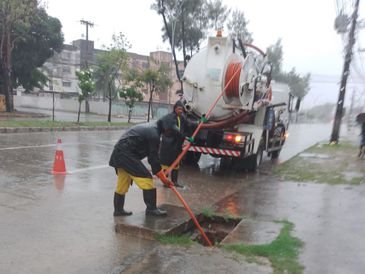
[271,150,280,159]
[246,144,263,172]
[256,144,264,167]
[271,126,285,160]
[220,156,233,170]
[183,151,202,165]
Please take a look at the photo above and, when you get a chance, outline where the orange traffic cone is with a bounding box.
[52,138,67,175]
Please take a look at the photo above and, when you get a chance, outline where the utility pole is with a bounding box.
[80,19,94,113]
[330,0,360,143]
[80,19,94,68]
[347,89,356,132]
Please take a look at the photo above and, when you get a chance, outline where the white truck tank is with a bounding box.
[182,36,266,121]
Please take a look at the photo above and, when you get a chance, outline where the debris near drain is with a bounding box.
[194,215,242,246]
[158,214,242,247]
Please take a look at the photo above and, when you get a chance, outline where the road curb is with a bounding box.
[0,126,130,134]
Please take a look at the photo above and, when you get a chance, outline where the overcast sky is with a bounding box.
[44,0,365,109]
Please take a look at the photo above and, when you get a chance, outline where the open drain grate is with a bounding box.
[170,214,242,246]
[114,205,243,246]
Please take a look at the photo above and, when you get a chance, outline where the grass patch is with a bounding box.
[223,220,304,274]
[273,159,348,184]
[350,177,365,184]
[201,207,215,218]
[273,141,365,185]
[0,119,130,128]
[155,234,194,246]
[201,207,242,221]
[307,142,355,152]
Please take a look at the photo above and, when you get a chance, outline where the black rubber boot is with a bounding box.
[113,192,132,216]
[171,169,184,188]
[143,189,167,216]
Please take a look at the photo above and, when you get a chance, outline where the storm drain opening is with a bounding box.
[173,214,242,246]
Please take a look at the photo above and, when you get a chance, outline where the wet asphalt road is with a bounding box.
[1,123,364,274]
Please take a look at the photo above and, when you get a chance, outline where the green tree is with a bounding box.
[152,0,184,89]
[177,0,208,67]
[266,39,283,79]
[93,33,130,122]
[206,0,230,31]
[152,0,209,91]
[0,0,38,112]
[11,8,63,92]
[141,62,172,122]
[119,86,144,123]
[227,9,252,43]
[266,40,310,100]
[75,69,95,123]
[153,0,231,79]
[282,68,310,99]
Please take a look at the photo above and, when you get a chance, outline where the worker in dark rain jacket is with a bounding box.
[160,100,193,188]
[109,116,176,217]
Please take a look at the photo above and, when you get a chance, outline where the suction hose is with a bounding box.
[224,62,242,98]
[201,110,253,129]
[163,62,243,247]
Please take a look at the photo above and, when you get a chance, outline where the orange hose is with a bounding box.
[225,62,242,98]
[168,185,213,247]
[162,63,243,247]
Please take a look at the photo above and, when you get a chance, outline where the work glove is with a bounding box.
[156,170,174,188]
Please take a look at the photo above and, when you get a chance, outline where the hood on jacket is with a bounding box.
[173,100,185,111]
[157,114,180,134]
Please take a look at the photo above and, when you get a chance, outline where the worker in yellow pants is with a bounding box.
[109,116,176,217]
[115,168,155,195]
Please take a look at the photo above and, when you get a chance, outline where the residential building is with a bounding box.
[39,39,183,104]
[41,44,80,95]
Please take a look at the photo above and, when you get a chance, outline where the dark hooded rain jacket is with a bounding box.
[109,122,162,178]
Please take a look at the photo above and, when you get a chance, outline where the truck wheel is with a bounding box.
[256,145,264,167]
[183,151,202,165]
[271,150,281,159]
[220,156,232,170]
[271,126,285,159]
[247,144,263,172]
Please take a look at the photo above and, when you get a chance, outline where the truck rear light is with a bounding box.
[224,133,245,143]
[234,135,242,143]
[224,134,233,141]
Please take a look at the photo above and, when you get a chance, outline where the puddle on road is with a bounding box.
[179,215,242,246]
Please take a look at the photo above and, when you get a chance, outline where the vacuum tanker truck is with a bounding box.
[180,33,299,171]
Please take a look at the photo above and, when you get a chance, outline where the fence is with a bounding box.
[14,94,171,119]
